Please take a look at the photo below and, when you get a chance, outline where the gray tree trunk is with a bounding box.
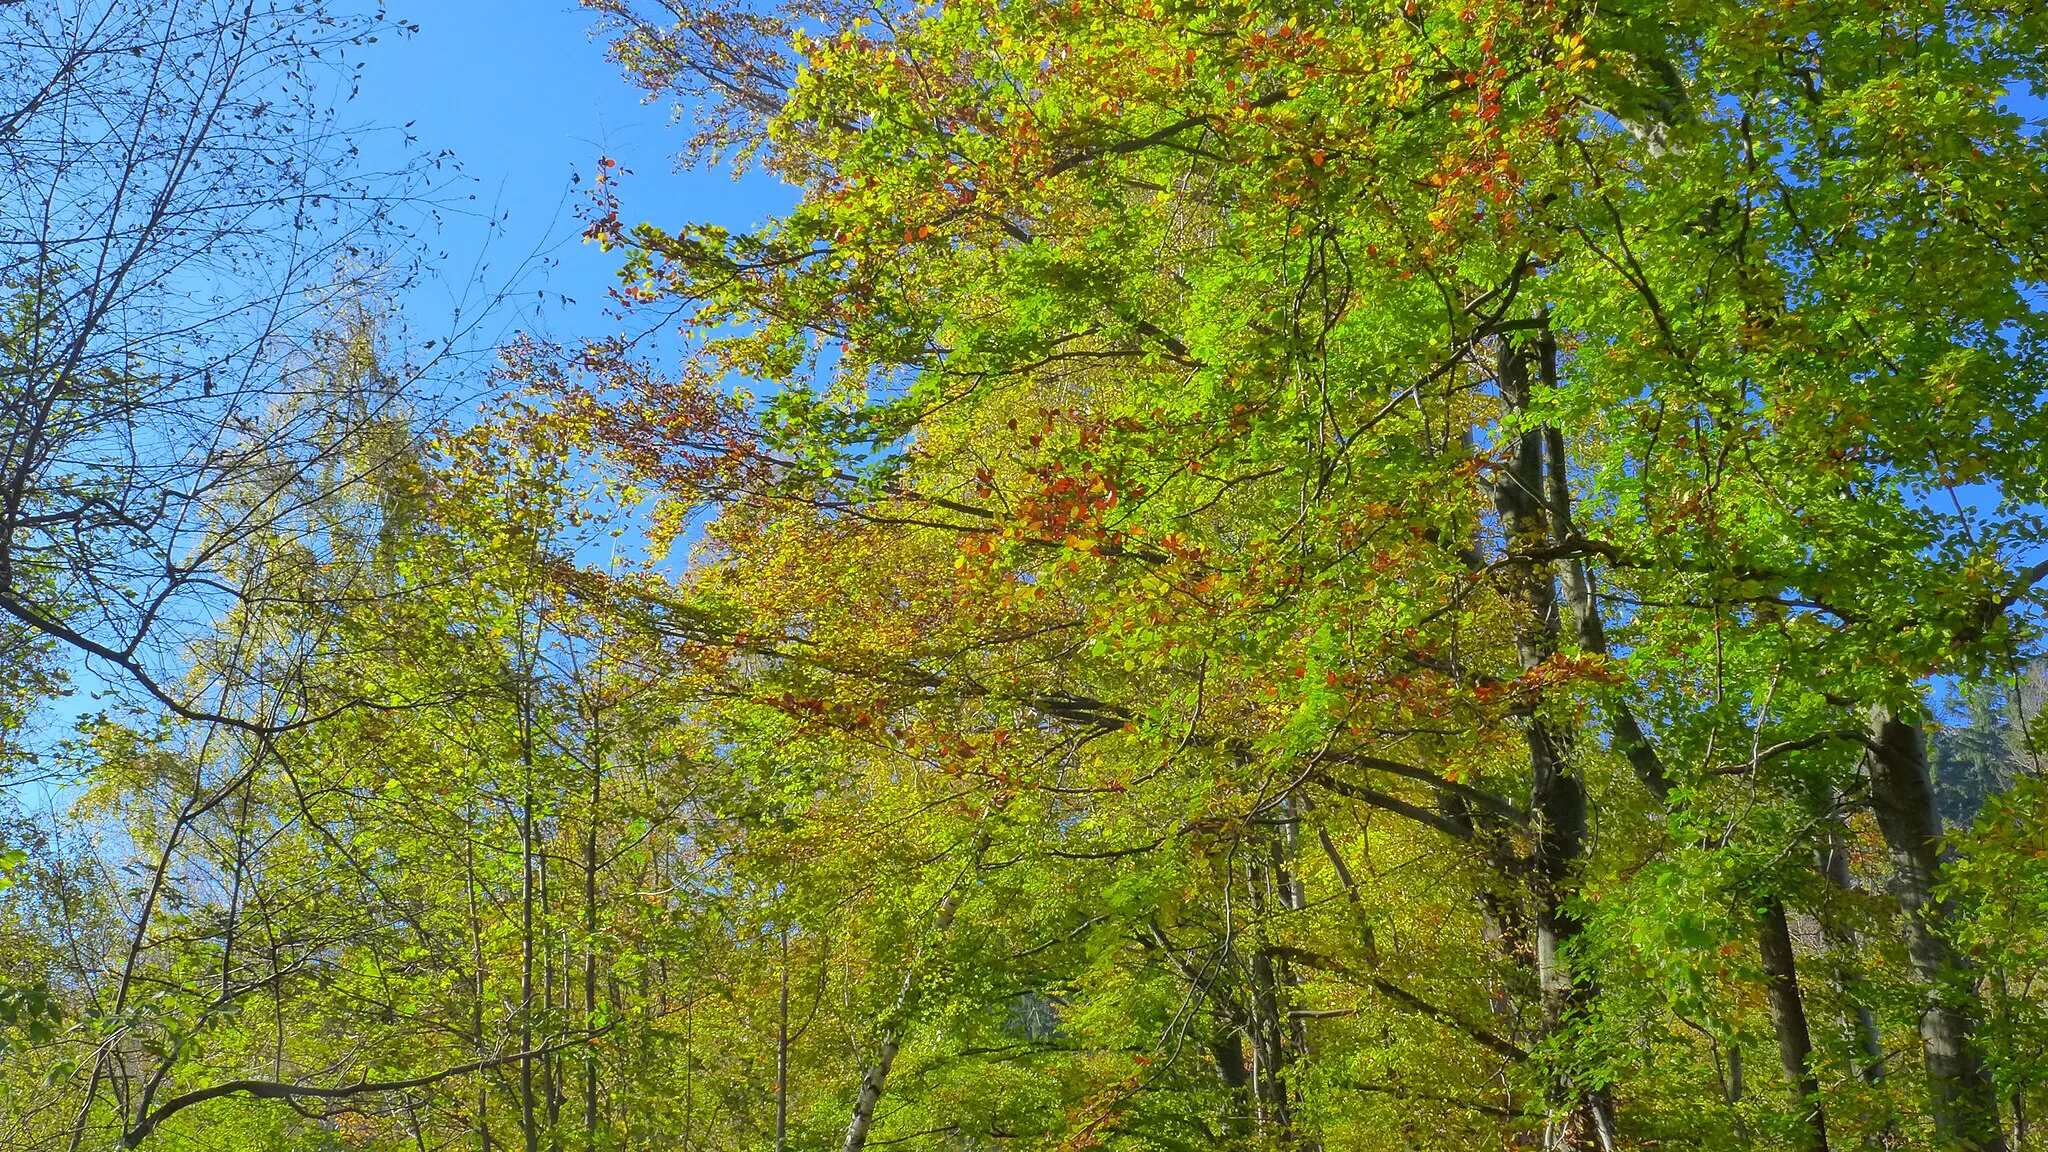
[1759,898,1827,1152]
[843,833,983,1152]
[1494,336,1613,1151]
[1864,707,2006,1151]
[1538,341,1825,1150]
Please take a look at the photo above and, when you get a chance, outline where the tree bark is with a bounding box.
[1537,328,1828,1149]
[584,736,602,1150]
[1210,1026,1254,1136]
[1864,707,2006,1151]
[1759,898,1828,1152]
[1540,418,1668,804]
[1493,335,1613,1151]
[777,924,790,1152]
[468,838,492,1152]
[519,681,540,1152]
[542,834,560,1152]
[1819,830,1888,1084]
[1244,854,1293,1134]
[842,829,985,1152]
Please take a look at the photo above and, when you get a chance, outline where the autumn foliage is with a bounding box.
[8,2,2048,1152]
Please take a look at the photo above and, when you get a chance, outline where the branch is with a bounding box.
[1307,772,1474,841]
[1322,753,1526,826]
[1265,946,1527,1062]
[1341,1080,1528,1119]
[1022,693,1133,732]
[1043,838,1165,861]
[1044,89,1288,177]
[1710,729,1877,775]
[0,591,361,737]
[1982,556,2048,631]
[123,1032,609,1148]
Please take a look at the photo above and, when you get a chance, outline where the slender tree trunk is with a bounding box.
[681,1005,693,1152]
[1759,898,1828,1152]
[221,785,251,999]
[843,831,986,1152]
[1864,707,2006,1151]
[520,684,539,1152]
[1819,832,1888,1084]
[1493,334,1612,1151]
[543,842,560,1152]
[1538,324,1827,1149]
[584,739,601,1151]
[1540,422,1667,804]
[843,894,961,1152]
[1276,811,1314,1073]
[469,839,492,1152]
[1315,821,1379,967]
[1244,855,1291,1134]
[77,750,266,1152]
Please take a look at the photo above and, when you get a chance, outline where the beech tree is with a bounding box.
[6,1,2048,1152]
[550,0,2048,1148]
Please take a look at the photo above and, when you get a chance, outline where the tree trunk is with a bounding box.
[584,743,602,1150]
[843,831,985,1152]
[1538,327,1826,1149]
[1864,707,2006,1151]
[1759,898,1828,1152]
[777,924,790,1152]
[1243,845,1299,1137]
[1209,1026,1254,1137]
[520,703,539,1152]
[1494,334,1613,1151]
[468,838,492,1152]
[1540,418,1668,804]
[542,837,560,1152]
[681,1005,694,1152]
[1819,831,1888,1084]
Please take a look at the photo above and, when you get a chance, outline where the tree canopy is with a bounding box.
[4,1,2048,1151]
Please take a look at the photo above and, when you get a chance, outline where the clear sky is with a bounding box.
[345,0,795,356]
[15,3,791,758]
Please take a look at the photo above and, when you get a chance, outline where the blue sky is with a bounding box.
[14,4,791,761]
[346,0,795,357]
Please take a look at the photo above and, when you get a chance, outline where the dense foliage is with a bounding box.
[5,1,2048,1151]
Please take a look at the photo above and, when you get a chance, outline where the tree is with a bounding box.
[8,3,2048,1151]
[0,0,432,726]
[545,0,2048,1148]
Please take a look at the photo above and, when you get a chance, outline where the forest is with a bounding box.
[2,0,2047,1150]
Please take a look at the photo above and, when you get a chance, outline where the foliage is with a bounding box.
[5,2,2048,1152]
